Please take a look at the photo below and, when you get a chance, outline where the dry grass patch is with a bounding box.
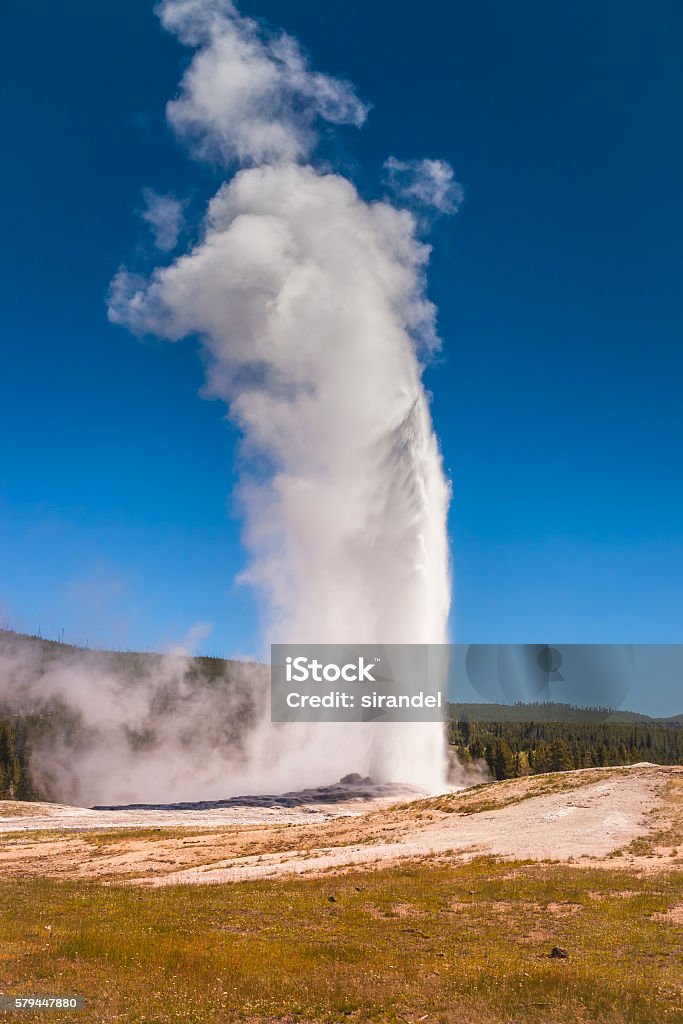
[0,802,47,819]
[608,776,683,865]
[405,767,628,818]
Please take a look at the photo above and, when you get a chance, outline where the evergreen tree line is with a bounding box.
[448,716,683,781]
[0,716,37,800]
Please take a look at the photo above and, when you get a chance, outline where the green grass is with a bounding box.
[0,859,681,1023]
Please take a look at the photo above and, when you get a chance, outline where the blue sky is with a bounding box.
[1,1,682,689]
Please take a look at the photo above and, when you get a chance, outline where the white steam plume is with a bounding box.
[113,0,454,644]
[109,164,451,650]
[383,157,464,215]
[110,0,455,791]
[156,0,368,165]
[141,189,185,252]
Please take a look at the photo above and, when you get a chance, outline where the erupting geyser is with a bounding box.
[109,0,456,793]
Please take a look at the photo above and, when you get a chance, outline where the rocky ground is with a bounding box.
[0,763,680,885]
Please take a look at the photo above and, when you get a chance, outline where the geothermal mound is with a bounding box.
[92,775,422,812]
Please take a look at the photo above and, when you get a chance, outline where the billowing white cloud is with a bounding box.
[384,157,463,214]
[140,188,184,251]
[155,0,368,165]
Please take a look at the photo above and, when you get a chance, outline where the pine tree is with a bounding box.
[550,739,574,772]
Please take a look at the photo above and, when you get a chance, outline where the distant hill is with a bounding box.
[448,701,682,727]
[0,628,253,681]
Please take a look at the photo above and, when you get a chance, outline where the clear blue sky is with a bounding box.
[1,1,682,670]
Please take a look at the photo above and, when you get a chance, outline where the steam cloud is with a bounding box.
[1,0,458,803]
[156,0,368,164]
[141,189,185,252]
[383,157,464,215]
[0,630,276,806]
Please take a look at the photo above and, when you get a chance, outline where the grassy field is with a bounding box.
[0,858,681,1024]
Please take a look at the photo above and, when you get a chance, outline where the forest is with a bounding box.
[0,716,37,800]
[448,704,683,780]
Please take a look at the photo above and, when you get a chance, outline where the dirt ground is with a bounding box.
[0,763,680,885]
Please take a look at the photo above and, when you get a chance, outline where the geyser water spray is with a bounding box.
[108,0,456,793]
